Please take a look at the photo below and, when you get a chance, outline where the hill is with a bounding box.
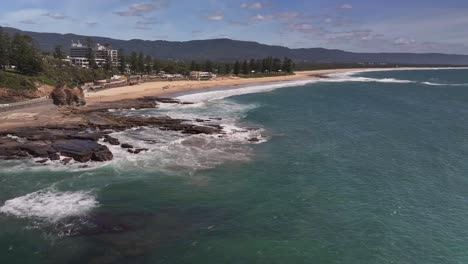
[2,26,468,65]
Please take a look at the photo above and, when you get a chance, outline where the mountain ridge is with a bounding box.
[2,26,468,65]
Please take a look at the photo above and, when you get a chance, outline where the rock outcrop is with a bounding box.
[0,97,223,164]
[51,84,86,106]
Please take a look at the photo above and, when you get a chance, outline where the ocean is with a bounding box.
[1,68,468,263]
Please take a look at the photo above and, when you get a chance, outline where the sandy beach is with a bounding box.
[0,67,453,131]
[85,69,356,103]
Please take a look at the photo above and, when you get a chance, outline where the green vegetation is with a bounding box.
[0,29,113,93]
[0,28,297,96]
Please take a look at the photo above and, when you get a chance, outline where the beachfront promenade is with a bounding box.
[0,97,53,113]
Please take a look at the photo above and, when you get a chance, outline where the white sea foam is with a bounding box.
[0,189,98,222]
[176,79,317,102]
[422,82,468,86]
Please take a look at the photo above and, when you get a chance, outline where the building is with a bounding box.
[69,41,119,68]
[95,44,119,67]
[70,41,92,58]
[189,71,217,80]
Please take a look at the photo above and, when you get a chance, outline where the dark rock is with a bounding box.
[62,158,72,165]
[91,146,113,162]
[103,135,120,145]
[153,97,180,104]
[53,140,112,163]
[182,126,220,135]
[121,143,133,149]
[48,152,61,160]
[133,148,149,154]
[248,137,260,142]
[36,159,48,164]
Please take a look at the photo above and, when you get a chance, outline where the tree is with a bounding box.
[272,58,282,72]
[85,37,94,48]
[104,52,112,72]
[9,34,42,75]
[118,49,126,74]
[249,59,256,73]
[137,52,144,73]
[242,60,249,75]
[282,57,293,73]
[88,51,98,69]
[225,63,232,75]
[190,60,197,71]
[152,58,160,73]
[53,45,64,60]
[234,61,240,75]
[204,60,213,72]
[144,55,152,74]
[0,29,10,69]
[130,52,138,73]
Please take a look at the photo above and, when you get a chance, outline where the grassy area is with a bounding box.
[0,71,36,91]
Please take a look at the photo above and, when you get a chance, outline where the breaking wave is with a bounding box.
[0,188,98,223]
[104,99,267,173]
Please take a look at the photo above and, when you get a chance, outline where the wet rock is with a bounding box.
[103,135,120,145]
[182,126,220,135]
[53,140,112,163]
[91,146,114,162]
[121,143,133,149]
[62,158,72,165]
[36,159,48,164]
[48,152,61,161]
[128,148,149,154]
[248,137,260,142]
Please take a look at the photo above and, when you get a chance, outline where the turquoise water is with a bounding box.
[1,69,468,263]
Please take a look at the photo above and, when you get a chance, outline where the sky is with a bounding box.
[1,0,468,54]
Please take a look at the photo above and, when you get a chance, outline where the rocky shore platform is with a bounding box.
[0,97,223,164]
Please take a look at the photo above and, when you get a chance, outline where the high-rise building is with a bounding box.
[69,41,119,68]
[70,41,92,58]
[95,44,119,66]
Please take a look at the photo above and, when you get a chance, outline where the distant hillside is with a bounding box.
[3,26,468,65]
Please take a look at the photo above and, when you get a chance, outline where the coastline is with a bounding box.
[0,67,465,131]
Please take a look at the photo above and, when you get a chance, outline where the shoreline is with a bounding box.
[0,67,466,131]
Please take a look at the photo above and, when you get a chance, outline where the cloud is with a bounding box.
[393,37,416,46]
[42,12,68,20]
[273,12,302,20]
[113,3,156,17]
[85,22,99,27]
[241,2,264,9]
[251,14,267,21]
[207,11,224,21]
[288,23,321,33]
[19,19,36,24]
[339,4,353,9]
[136,18,161,25]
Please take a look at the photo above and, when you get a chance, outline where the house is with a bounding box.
[189,71,217,80]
